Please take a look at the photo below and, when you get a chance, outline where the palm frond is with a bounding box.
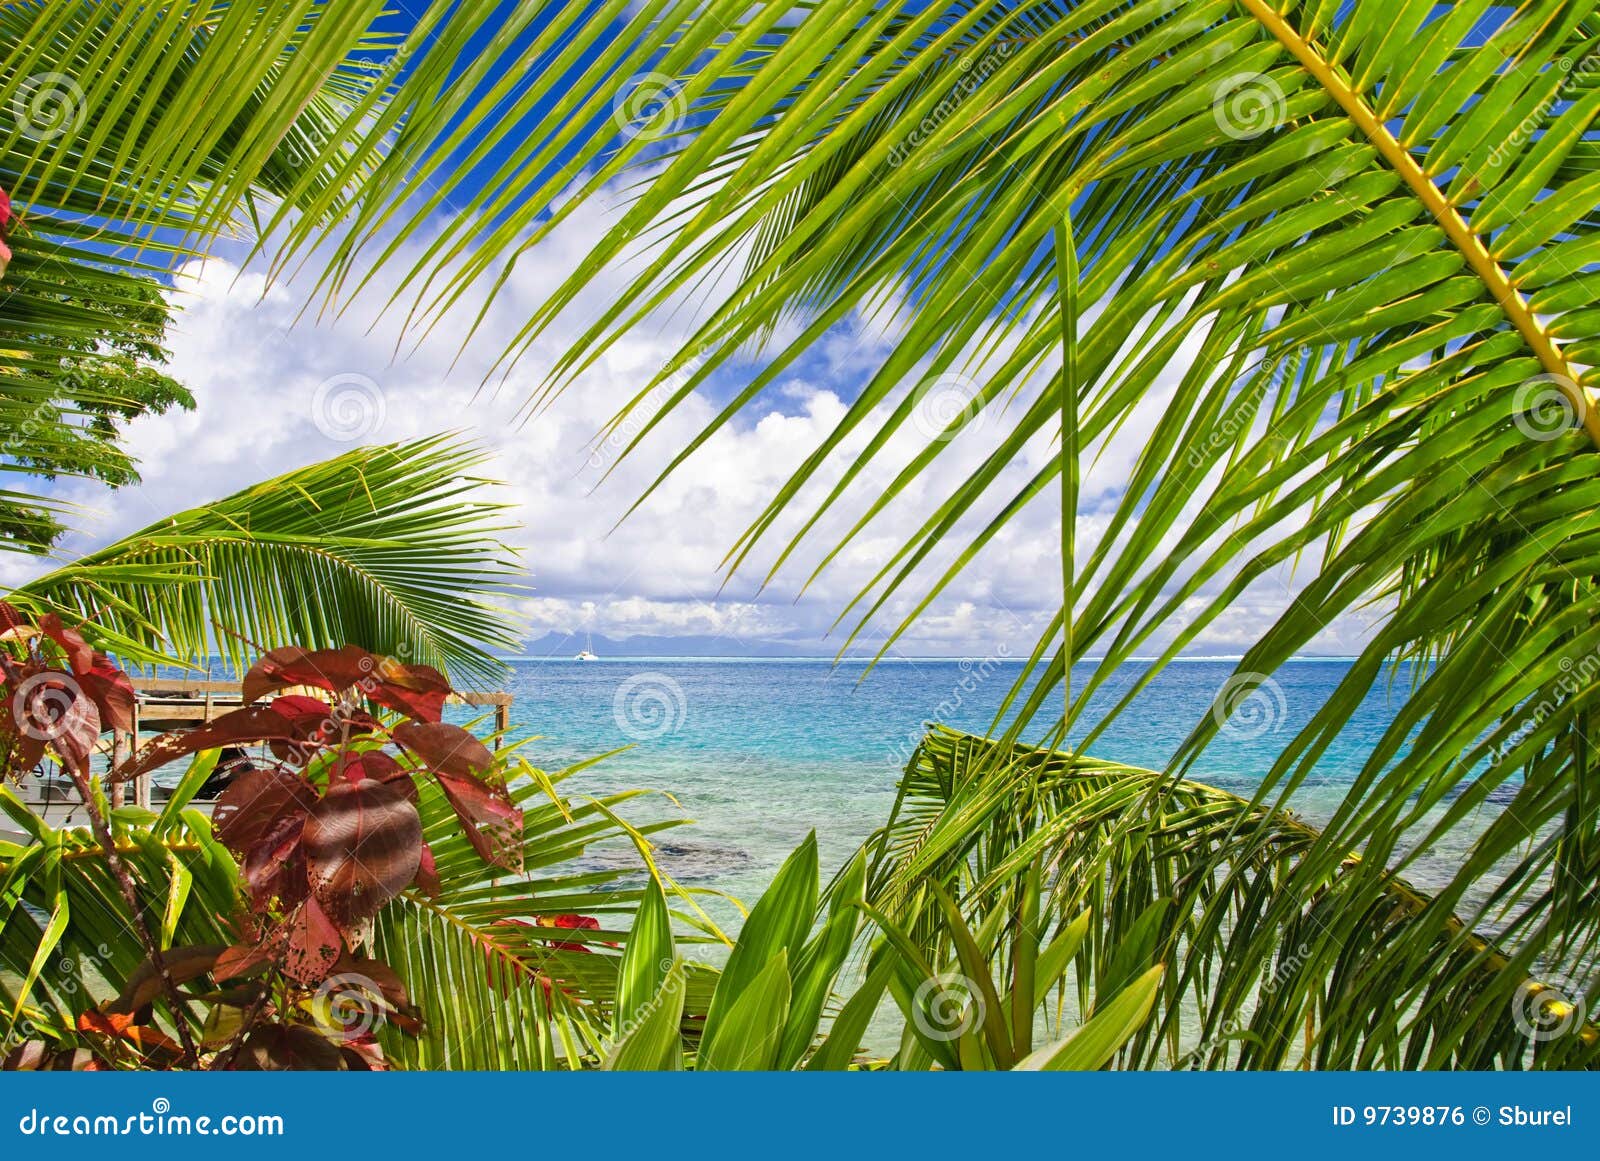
[8,436,523,687]
[859,728,1600,1069]
[306,0,1600,1067]
[373,759,719,1070]
[0,0,405,553]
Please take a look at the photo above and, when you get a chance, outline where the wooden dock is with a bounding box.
[10,678,513,824]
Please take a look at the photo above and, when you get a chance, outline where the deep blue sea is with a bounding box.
[466,657,1429,910]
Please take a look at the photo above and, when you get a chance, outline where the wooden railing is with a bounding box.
[63,680,514,810]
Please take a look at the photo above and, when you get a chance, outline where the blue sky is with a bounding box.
[0,4,1383,660]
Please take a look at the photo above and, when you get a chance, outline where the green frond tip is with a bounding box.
[865,727,1600,1071]
[10,435,525,688]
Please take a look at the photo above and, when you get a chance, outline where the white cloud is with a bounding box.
[10,184,1383,661]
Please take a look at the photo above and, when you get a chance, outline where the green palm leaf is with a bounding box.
[8,436,523,685]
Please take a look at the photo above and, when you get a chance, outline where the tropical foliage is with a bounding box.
[4,0,1600,1069]
[0,627,698,1069]
[9,437,522,684]
[336,0,1600,1068]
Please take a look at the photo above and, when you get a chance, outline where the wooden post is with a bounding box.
[495,700,510,749]
[131,701,147,810]
[110,729,127,809]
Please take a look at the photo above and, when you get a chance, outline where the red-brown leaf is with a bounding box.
[212,766,316,854]
[414,841,440,897]
[240,814,308,911]
[14,673,101,777]
[231,1023,345,1071]
[242,646,378,704]
[118,704,312,781]
[212,940,276,983]
[365,660,451,722]
[434,769,523,872]
[38,614,94,674]
[302,779,422,931]
[0,600,27,637]
[106,944,225,1014]
[284,897,343,985]
[329,749,412,800]
[540,913,601,953]
[78,656,134,734]
[391,720,494,779]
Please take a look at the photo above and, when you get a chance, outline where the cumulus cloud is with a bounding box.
[9,182,1379,661]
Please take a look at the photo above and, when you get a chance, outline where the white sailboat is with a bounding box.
[575,630,599,662]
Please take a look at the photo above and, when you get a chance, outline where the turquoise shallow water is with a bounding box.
[469,657,1433,910]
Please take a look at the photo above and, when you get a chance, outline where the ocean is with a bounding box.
[474,657,1430,912]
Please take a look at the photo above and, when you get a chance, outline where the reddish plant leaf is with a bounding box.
[243,645,378,704]
[38,614,94,674]
[302,779,422,931]
[415,841,440,897]
[76,1011,182,1061]
[334,954,411,1009]
[77,1010,134,1038]
[391,721,495,779]
[118,704,313,781]
[484,918,535,995]
[268,694,337,732]
[339,1037,388,1071]
[0,601,28,637]
[539,913,601,953]
[366,659,451,722]
[434,769,523,872]
[106,944,225,1014]
[212,766,316,854]
[77,656,134,734]
[231,1024,345,1071]
[284,897,343,985]
[241,814,308,911]
[213,940,276,983]
[11,672,101,777]
[329,749,412,799]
